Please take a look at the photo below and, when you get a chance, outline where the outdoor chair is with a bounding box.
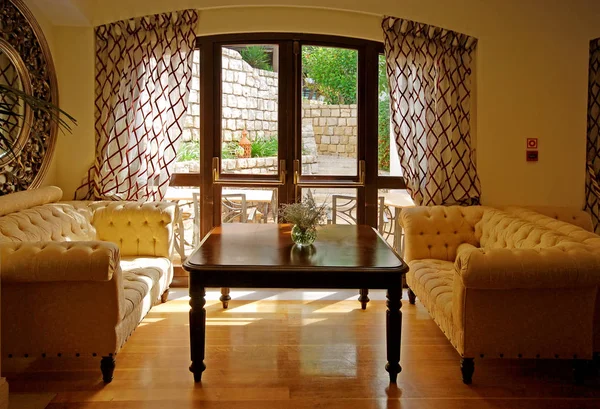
[221,193,261,224]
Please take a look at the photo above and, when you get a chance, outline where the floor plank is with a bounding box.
[3,289,599,409]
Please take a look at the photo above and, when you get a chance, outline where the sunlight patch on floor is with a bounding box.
[300,317,329,325]
[312,296,362,313]
[225,300,277,314]
[206,317,262,326]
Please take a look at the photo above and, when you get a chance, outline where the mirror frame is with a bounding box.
[0,37,33,167]
[0,0,59,194]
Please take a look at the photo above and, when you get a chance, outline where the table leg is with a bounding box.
[189,285,206,382]
[220,287,231,309]
[385,285,402,383]
[358,288,369,310]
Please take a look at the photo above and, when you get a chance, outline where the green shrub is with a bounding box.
[222,141,240,159]
[240,46,273,71]
[378,94,391,172]
[302,46,357,105]
[251,136,278,157]
[176,140,200,162]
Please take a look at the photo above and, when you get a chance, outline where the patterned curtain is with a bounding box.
[382,16,480,206]
[75,10,198,201]
[586,39,600,234]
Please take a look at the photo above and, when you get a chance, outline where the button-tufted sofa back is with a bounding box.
[400,206,485,262]
[89,201,175,258]
[504,206,594,232]
[0,187,176,258]
[400,205,589,263]
[0,203,96,243]
[504,206,600,246]
[478,209,579,250]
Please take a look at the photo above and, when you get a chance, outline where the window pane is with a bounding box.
[176,50,201,173]
[377,188,414,252]
[378,54,402,177]
[221,187,278,223]
[221,44,279,175]
[301,46,358,176]
[300,187,358,226]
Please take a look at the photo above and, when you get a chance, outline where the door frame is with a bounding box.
[171,33,406,239]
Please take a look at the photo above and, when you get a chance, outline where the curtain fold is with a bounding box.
[75,10,198,201]
[382,16,480,206]
[586,39,600,234]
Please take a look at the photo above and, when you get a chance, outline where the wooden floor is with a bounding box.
[4,289,600,409]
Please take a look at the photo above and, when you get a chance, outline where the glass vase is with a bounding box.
[291,224,317,246]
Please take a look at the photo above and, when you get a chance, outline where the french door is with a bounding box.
[178,33,405,240]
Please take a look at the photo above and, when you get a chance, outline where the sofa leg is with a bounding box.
[460,358,474,385]
[101,356,116,383]
[573,359,587,385]
[161,288,170,303]
[407,288,416,305]
[358,288,369,310]
[220,287,231,309]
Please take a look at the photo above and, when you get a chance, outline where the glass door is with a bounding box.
[191,34,394,241]
[295,42,365,226]
[212,41,290,225]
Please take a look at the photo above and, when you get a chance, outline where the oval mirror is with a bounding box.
[0,37,33,166]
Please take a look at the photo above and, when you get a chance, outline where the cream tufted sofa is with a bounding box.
[0,186,176,383]
[400,206,600,384]
[503,206,600,361]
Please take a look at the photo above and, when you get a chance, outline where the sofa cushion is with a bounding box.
[120,256,171,320]
[406,259,455,340]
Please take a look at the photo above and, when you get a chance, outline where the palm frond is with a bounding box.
[0,83,77,161]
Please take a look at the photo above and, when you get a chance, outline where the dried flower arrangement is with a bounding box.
[279,193,328,231]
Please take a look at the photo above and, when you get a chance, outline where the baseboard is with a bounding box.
[0,378,9,409]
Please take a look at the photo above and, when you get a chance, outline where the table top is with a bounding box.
[183,223,408,289]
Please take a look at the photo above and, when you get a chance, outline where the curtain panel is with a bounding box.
[587,39,600,233]
[76,10,198,201]
[382,16,480,206]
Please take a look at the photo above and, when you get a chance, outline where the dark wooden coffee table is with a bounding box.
[183,223,408,383]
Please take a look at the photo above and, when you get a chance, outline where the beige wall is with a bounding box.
[31,0,600,206]
[53,26,95,197]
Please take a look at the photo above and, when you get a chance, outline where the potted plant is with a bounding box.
[279,193,328,246]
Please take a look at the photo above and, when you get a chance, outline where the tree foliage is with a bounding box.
[301,48,393,171]
[302,46,357,105]
[378,55,391,171]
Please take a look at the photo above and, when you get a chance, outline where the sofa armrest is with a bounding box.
[0,241,120,283]
[454,246,600,289]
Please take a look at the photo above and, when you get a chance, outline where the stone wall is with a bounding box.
[302,102,358,158]
[183,48,279,144]
[175,154,318,175]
